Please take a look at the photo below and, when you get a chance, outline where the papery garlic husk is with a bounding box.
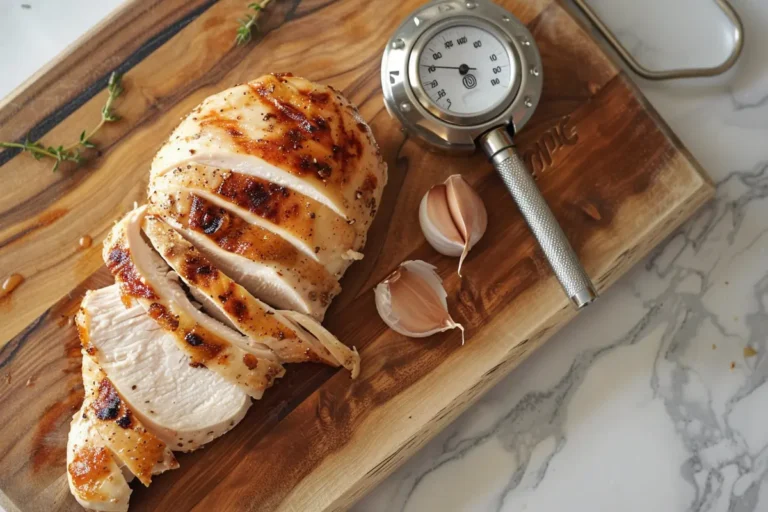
[419,175,487,275]
[277,310,361,379]
[374,260,464,343]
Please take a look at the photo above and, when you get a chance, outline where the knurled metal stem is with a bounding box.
[480,127,597,308]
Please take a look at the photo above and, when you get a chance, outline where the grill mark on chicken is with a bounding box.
[170,240,258,325]
[146,303,226,365]
[216,173,296,225]
[93,379,122,421]
[193,75,369,192]
[183,195,340,294]
[147,303,180,330]
[181,196,339,300]
[188,194,298,264]
[181,251,220,286]
[106,246,158,300]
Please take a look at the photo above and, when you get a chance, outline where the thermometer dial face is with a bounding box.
[417,25,514,116]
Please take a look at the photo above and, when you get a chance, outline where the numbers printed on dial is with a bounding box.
[417,24,513,115]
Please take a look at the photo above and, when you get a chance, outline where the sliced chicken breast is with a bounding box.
[103,206,284,399]
[78,285,251,451]
[142,215,360,374]
[149,189,340,319]
[67,409,131,512]
[80,354,178,486]
[149,73,387,234]
[149,164,360,277]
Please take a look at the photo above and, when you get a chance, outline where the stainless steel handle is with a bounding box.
[481,128,597,308]
[573,0,744,80]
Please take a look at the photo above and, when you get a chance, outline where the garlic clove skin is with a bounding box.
[419,175,487,275]
[419,185,464,257]
[374,260,464,343]
[445,175,488,274]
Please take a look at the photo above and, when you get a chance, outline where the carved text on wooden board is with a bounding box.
[524,115,578,177]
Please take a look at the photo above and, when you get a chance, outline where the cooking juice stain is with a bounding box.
[0,273,24,299]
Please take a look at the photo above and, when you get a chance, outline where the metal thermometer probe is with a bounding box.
[381,0,597,308]
[481,128,596,307]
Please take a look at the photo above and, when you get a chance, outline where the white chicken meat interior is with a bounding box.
[78,285,251,451]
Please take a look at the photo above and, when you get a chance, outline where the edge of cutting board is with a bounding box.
[0,1,713,510]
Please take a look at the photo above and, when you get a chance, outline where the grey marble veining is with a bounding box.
[356,1,768,510]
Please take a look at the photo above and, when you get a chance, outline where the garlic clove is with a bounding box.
[374,260,464,343]
[419,185,464,257]
[445,175,488,275]
[419,175,487,275]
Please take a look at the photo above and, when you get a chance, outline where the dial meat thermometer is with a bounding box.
[381,0,597,308]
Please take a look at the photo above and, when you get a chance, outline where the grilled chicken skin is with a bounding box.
[78,285,251,451]
[143,215,360,372]
[103,206,284,399]
[150,73,387,236]
[80,355,178,486]
[67,410,132,512]
[149,189,340,320]
[149,164,360,277]
[67,354,178,511]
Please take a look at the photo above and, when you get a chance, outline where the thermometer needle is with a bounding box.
[421,64,477,75]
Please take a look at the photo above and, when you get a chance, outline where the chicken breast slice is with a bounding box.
[78,285,251,451]
[67,409,131,512]
[142,214,360,375]
[149,189,340,320]
[149,73,387,234]
[149,164,361,278]
[103,206,284,399]
[80,354,178,486]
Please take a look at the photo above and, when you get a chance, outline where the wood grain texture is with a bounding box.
[0,0,213,149]
[0,0,713,510]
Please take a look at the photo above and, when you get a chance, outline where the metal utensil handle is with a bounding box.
[573,0,744,80]
[482,129,597,308]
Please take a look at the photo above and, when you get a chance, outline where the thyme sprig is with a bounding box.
[235,0,272,45]
[0,72,124,171]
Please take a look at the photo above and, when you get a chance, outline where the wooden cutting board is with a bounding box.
[0,0,713,510]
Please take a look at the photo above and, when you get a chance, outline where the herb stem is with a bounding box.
[235,0,272,45]
[0,141,58,160]
[0,72,123,172]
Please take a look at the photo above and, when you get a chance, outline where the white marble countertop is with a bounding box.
[3,1,767,511]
